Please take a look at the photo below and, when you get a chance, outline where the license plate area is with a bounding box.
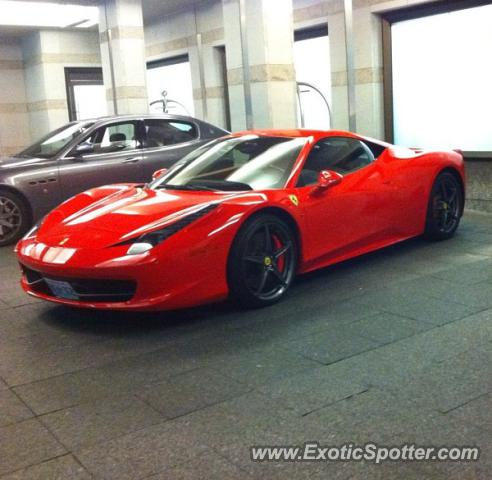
[45,278,79,300]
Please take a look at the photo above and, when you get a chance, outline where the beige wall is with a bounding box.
[0,0,438,148]
[22,30,101,141]
[145,0,227,128]
[0,39,30,156]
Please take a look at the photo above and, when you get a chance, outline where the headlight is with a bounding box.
[124,203,218,255]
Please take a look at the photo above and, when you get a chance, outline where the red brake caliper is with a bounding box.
[272,235,285,272]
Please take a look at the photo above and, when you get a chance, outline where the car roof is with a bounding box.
[231,129,391,146]
[77,113,211,125]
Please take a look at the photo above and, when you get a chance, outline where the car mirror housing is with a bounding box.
[73,143,94,157]
[152,168,168,181]
[315,170,343,190]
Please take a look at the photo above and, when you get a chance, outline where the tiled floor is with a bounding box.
[0,211,491,479]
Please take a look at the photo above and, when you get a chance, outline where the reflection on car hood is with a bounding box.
[37,186,230,249]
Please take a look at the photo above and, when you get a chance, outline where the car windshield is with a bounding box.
[16,121,94,159]
[151,135,307,192]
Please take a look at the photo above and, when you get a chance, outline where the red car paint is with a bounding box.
[16,129,465,311]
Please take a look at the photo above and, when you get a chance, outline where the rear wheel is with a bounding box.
[0,190,30,247]
[227,214,297,308]
[424,172,463,241]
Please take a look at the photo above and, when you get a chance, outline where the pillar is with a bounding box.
[222,0,298,130]
[98,0,148,115]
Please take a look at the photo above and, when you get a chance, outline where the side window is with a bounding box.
[364,139,386,158]
[297,137,375,187]
[76,122,139,155]
[143,119,198,148]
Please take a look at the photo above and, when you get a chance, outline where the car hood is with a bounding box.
[0,157,53,178]
[36,186,249,249]
[0,155,47,170]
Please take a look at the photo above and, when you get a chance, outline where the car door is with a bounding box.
[58,120,144,200]
[140,118,205,181]
[295,136,394,265]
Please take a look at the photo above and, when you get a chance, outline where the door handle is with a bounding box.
[123,157,140,164]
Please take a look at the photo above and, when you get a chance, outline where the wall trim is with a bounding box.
[24,53,101,67]
[99,26,145,43]
[27,99,66,112]
[0,103,27,113]
[227,64,296,86]
[0,60,23,70]
[105,85,148,100]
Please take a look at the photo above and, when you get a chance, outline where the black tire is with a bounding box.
[227,214,298,308]
[0,190,30,247]
[424,171,463,241]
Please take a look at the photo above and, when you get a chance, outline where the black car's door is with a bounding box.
[58,120,144,200]
[140,118,205,181]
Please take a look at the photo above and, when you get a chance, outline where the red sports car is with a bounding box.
[16,130,465,311]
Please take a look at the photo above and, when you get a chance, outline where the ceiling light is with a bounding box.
[74,19,98,29]
[0,1,99,28]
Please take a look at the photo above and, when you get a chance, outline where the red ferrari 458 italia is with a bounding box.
[16,130,465,311]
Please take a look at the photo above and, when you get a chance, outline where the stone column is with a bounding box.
[98,0,148,115]
[22,30,101,139]
[353,4,384,139]
[222,0,298,130]
[328,0,384,138]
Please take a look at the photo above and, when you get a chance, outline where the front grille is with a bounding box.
[21,265,136,303]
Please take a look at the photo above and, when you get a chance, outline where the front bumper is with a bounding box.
[17,238,229,311]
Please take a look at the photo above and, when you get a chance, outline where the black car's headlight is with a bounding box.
[124,203,218,255]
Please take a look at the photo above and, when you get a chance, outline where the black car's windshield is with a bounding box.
[16,121,94,159]
[151,135,307,192]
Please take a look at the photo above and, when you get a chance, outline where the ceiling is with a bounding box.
[0,0,206,38]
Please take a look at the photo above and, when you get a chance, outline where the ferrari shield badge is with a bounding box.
[289,194,299,206]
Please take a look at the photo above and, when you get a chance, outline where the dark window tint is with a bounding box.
[75,122,140,155]
[364,140,386,158]
[153,135,306,191]
[297,137,375,186]
[143,119,198,147]
[17,122,93,159]
[202,123,227,138]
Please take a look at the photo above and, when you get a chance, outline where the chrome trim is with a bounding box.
[296,81,332,129]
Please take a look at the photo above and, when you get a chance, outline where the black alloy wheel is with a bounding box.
[228,214,297,307]
[424,171,463,241]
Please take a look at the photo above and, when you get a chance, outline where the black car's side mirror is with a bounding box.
[73,143,94,158]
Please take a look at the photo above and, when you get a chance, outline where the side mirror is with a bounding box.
[73,143,94,157]
[152,168,168,181]
[316,170,343,189]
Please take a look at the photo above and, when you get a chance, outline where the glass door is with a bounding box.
[65,67,106,121]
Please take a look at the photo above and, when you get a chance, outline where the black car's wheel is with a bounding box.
[424,171,463,241]
[228,214,298,308]
[0,190,30,247]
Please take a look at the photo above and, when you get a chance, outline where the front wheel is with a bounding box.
[424,171,463,241]
[227,214,298,308]
[0,190,30,247]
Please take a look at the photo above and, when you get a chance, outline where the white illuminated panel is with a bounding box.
[0,1,98,28]
[147,61,195,116]
[392,4,492,151]
[294,35,332,129]
[73,85,107,120]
